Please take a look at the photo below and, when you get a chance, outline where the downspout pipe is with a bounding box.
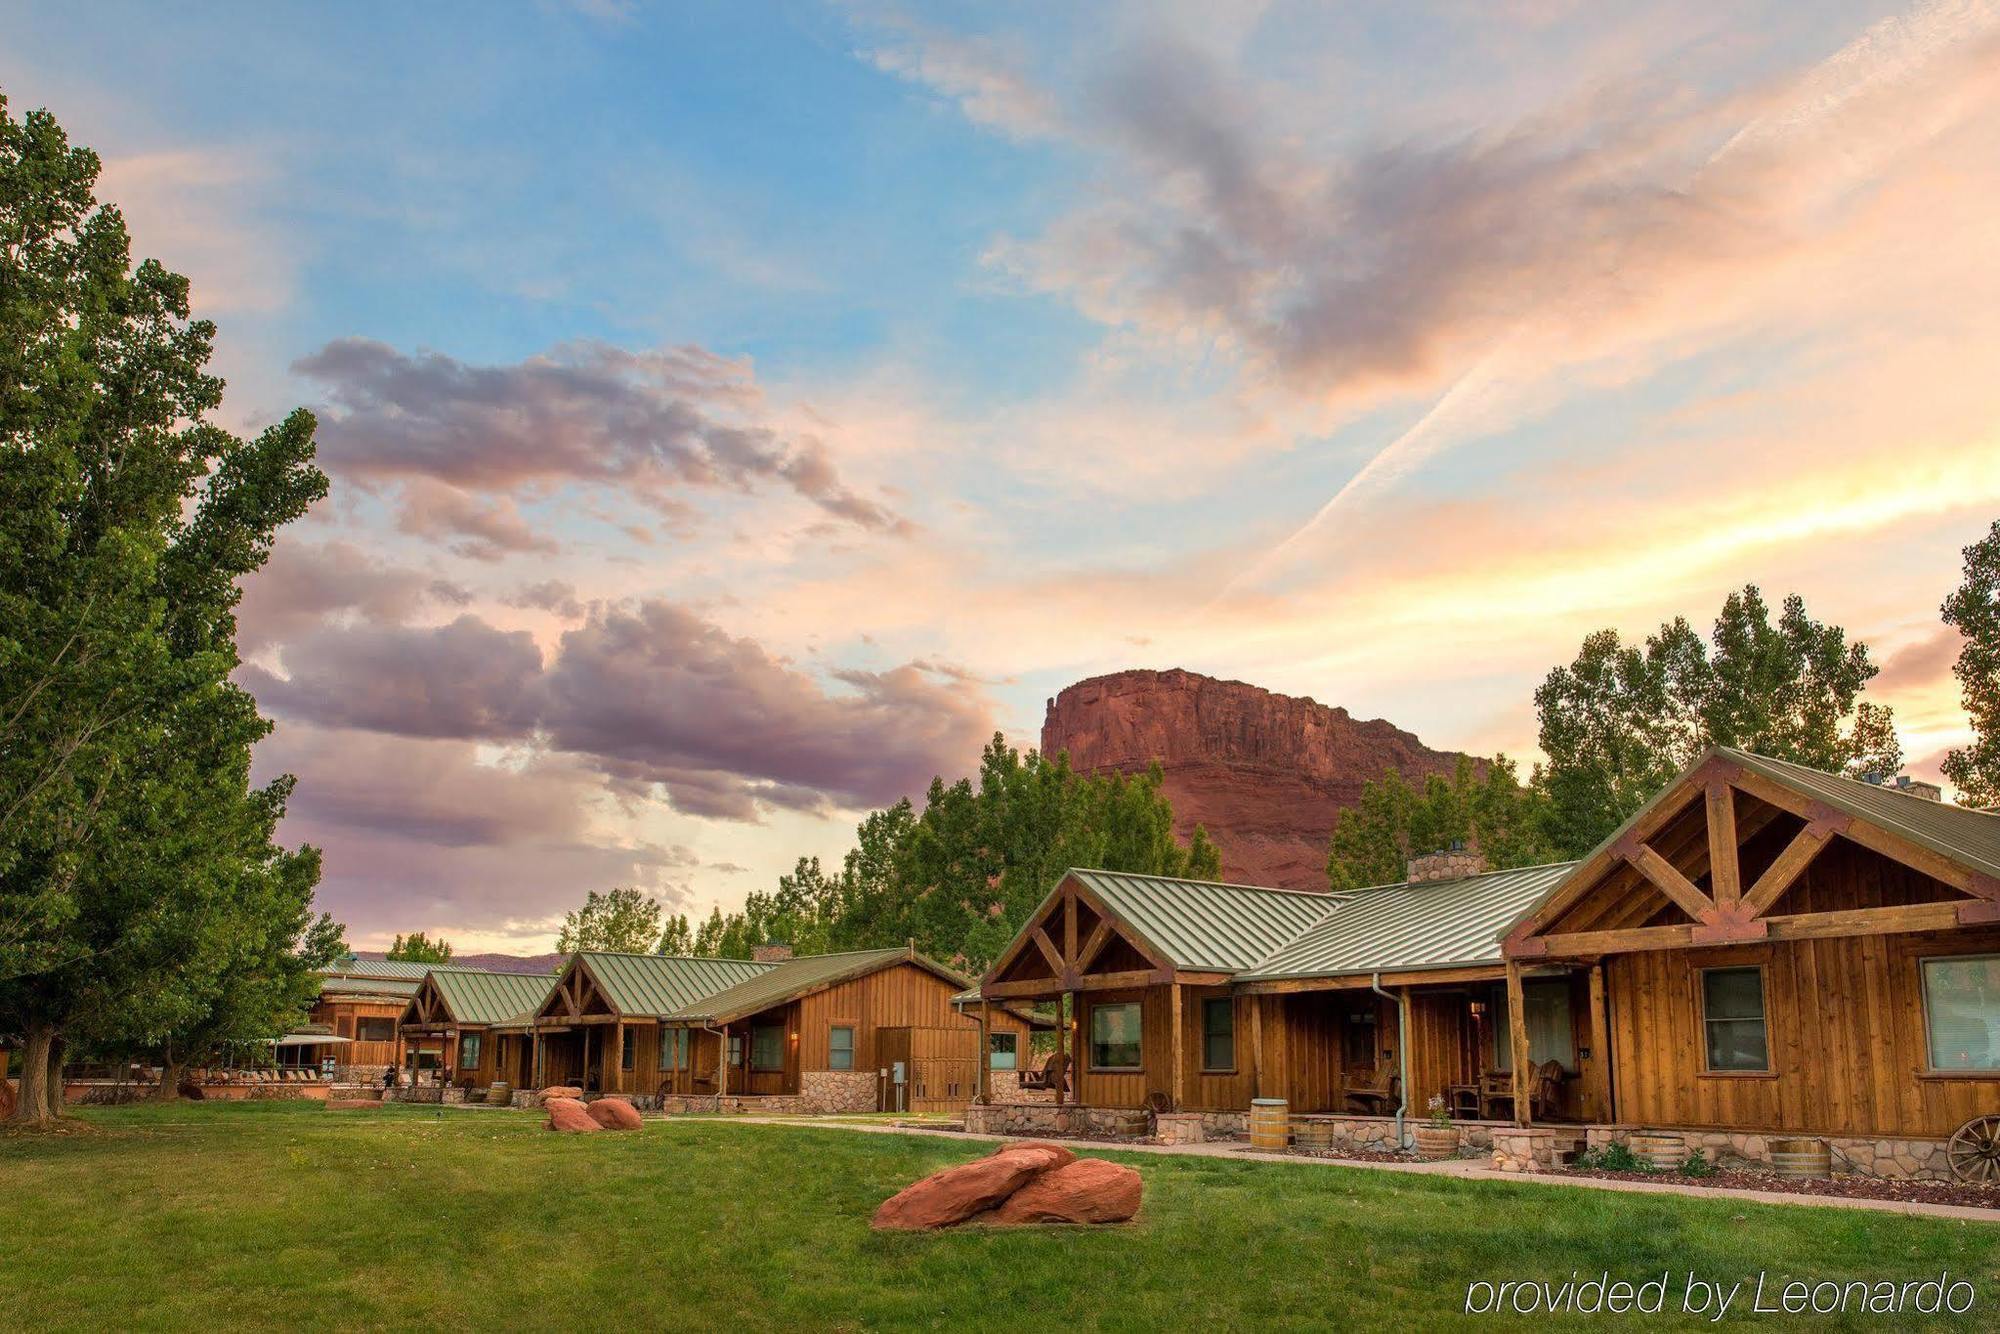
[1371,972,1411,1151]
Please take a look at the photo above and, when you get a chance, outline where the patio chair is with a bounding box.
[1529,1060,1566,1121]
[1341,1066,1402,1115]
[1477,1070,1513,1120]
[1016,1051,1070,1096]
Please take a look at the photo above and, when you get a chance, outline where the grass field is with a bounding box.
[5,1102,1999,1331]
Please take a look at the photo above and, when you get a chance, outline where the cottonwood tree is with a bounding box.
[0,97,329,1121]
[1325,755,1556,891]
[556,887,664,954]
[386,931,454,964]
[1942,520,2000,807]
[1535,585,1898,857]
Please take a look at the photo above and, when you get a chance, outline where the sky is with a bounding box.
[7,0,2000,952]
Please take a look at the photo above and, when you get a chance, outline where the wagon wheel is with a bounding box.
[1947,1115,2000,1184]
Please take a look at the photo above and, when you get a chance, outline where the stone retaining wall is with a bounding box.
[657,1093,812,1115]
[1583,1125,1953,1181]
[966,1102,1248,1143]
[801,1071,877,1113]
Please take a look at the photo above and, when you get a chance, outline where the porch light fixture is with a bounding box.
[1468,1001,1487,1017]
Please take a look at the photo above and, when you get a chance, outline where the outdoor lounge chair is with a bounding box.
[1341,1067,1402,1115]
[1017,1051,1070,1095]
[1529,1060,1566,1121]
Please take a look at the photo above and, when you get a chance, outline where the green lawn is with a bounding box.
[5,1103,1999,1331]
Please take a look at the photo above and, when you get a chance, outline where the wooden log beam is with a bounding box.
[1030,927,1065,976]
[1250,995,1265,1099]
[1705,780,1741,908]
[1064,894,1079,963]
[1505,960,1531,1125]
[1169,984,1185,1112]
[1617,837,1716,920]
[1587,963,1612,1123]
[1742,813,1845,916]
[1075,919,1115,973]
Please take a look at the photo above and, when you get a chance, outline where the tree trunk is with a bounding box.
[12,1022,56,1124]
[154,1058,183,1101]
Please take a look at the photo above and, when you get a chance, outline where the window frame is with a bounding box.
[1697,964,1772,1076]
[750,1022,786,1073]
[987,1031,1018,1070]
[1200,997,1235,1073]
[727,1034,743,1068]
[456,1032,482,1070]
[1088,1000,1144,1072]
[1920,951,2000,1075]
[658,1027,688,1072]
[355,1016,396,1044]
[620,1026,636,1071]
[828,1025,856,1071]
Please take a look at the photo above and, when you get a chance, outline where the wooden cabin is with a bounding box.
[532,946,1038,1113]
[302,960,432,1075]
[975,749,2000,1178]
[398,969,557,1092]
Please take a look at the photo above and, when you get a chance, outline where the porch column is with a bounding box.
[1587,963,1612,1122]
[614,1019,625,1094]
[1058,992,1070,1105]
[1168,983,1185,1112]
[1505,960,1531,1125]
[532,1029,543,1090]
[1250,996,1265,1099]
[978,1000,991,1103]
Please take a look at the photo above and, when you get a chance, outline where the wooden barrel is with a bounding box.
[1771,1137,1831,1179]
[1250,1098,1290,1150]
[1634,1133,1686,1170]
[487,1082,511,1107]
[1291,1118,1333,1150]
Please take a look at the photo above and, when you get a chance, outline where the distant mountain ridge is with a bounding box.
[1042,668,1484,891]
[355,950,563,974]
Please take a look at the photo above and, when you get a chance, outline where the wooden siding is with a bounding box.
[1602,838,2000,1137]
[310,999,405,1068]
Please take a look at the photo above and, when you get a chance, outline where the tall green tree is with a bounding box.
[0,96,330,1121]
[386,931,454,964]
[1325,755,1556,891]
[556,887,664,954]
[677,734,1222,973]
[1534,585,1896,857]
[1942,519,2000,807]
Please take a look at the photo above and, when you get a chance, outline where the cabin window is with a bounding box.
[620,1027,636,1071]
[1922,954,2000,1071]
[457,1033,481,1069]
[1201,998,1234,1071]
[751,1023,785,1072]
[1700,966,1769,1072]
[659,1028,688,1072]
[728,1035,743,1067]
[1089,1001,1142,1070]
[356,1017,395,1043]
[829,1026,856,1070]
[988,1032,1018,1070]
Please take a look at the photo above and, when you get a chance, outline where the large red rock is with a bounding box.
[990,1158,1143,1225]
[1043,669,1485,890]
[539,1085,582,1102]
[586,1097,643,1130]
[544,1097,600,1133]
[984,1139,1076,1169]
[871,1148,1065,1230]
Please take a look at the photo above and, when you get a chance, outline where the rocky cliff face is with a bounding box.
[1041,669,1481,891]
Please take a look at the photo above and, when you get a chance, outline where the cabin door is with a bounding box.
[877,1028,912,1112]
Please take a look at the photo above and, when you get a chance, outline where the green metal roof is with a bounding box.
[426,969,558,1026]
[318,974,421,1000]
[575,952,773,1018]
[1064,869,1332,972]
[664,947,968,1024]
[324,958,442,981]
[1239,862,1577,980]
[1726,748,2000,879]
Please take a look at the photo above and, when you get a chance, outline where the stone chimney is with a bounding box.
[1405,846,1489,884]
[751,943,794,964]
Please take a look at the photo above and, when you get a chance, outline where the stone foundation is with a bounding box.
[801,1070,877,1113]
[986,1071,1054,1103]
[1583,1125,1953,1182]
[965,1101,1248,1143]
[657,1093,812,1115]
[1491,1127,1584,1172]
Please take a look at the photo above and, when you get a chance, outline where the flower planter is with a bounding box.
[1413,1125,1459,1160]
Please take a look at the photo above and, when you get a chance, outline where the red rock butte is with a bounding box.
[1041,669,1484,891]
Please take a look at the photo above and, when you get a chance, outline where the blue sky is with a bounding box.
[8,1,1999,949]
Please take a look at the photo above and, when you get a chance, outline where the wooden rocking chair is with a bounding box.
[1341,1066,1402,1115]
[1017,1051,1070,1096]
[1529,1060,1566,1122]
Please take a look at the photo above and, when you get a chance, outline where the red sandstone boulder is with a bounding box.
[991,1158,1142,1225]
[586,1097,643,1130]
[984,1139,1076,1169]
[539,1085,582,1102]
[871,1147,1065,1230]
[544,1097,600,1133]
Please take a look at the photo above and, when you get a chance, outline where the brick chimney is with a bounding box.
[1405,846,1489,884]
[751,943,793,963]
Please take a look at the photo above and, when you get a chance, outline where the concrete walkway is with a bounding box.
[713,1114,2000,1226]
